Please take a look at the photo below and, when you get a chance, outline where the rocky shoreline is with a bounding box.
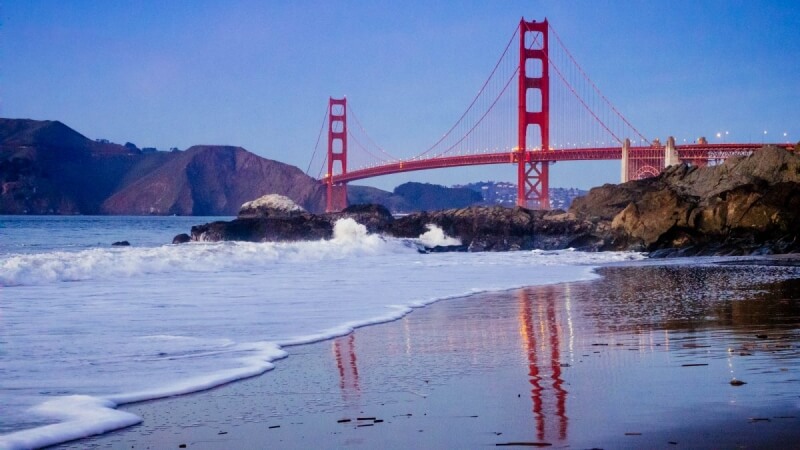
[181,146,800,257]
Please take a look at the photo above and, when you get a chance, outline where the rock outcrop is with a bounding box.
[184,146,800,256]
[190,203,394,243]
[238,194,306,219]
[392,206,597,252]
[188,202,598,252]
[570,146,800,256]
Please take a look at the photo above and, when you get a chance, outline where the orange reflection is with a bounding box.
[518,287,568,441]
[332,334,360,403]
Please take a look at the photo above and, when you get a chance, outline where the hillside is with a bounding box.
[348,182,483,213]
[102,146,325,215]
[0,119,326,215]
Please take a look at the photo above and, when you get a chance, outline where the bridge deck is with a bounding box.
[328,143,793,184]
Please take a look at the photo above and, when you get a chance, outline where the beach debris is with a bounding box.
[730,379,747,386]
[495,442,552,447]
[681,363,709,367]
[179,445,187,449]
[217,431,228,435]
[268,425,281,429]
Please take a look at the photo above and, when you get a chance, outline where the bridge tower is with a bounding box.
[517,18,550,209]
[326,97,348,212]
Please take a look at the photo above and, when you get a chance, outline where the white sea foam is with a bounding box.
[0,396,142,450]
[0,219,403,287]
[418,224,461,247]
[0,216,647,449]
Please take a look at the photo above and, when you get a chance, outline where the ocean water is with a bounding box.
[0,216,645,449]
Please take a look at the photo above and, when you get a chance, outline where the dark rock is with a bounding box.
[111,241,130,246]
[172,233,191,244]
[391,206,598,252]
[569,145,800,256]
[188,203,392,244]
[191,215,333,243]
[325,203,394,233]
[421,244,469,253]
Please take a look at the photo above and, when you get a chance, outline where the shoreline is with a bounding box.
[0,234,641,449]
[56,260,800,449]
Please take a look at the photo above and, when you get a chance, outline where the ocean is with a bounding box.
[0,215,648,449]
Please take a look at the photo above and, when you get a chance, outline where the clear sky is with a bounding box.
[3,1,798,191]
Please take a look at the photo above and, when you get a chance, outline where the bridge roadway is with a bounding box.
[329,143,793,184]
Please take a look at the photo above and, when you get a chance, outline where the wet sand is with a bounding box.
[60,261,800,449]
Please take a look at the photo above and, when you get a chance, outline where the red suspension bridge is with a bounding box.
[308,18,792,212]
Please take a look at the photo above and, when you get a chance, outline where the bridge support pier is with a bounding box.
[664,136,679,167]
[620,138,630,183]
[517,18,550,209]
[326,97,348,213]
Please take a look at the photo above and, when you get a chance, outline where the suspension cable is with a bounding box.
[548,24,650,145]
[347,104,401,161]
[415,24,520,159]
[549,57,622,144]
[435,67,519,157]
[347,128,393,165]
[306,108,329,176]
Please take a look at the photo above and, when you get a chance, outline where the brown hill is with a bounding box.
[0,118,326,215]
[102,145,325,215]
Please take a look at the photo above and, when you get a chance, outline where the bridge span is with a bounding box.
[312,18,793,212]
[330,142,791,185]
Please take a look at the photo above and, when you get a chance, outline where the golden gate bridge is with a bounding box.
[307,18,793,212]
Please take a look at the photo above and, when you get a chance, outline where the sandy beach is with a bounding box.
[58,261,800,449]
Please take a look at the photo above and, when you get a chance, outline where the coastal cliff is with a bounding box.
[0,119,326,214]
[186,146,800,256]
[571,145,800,256]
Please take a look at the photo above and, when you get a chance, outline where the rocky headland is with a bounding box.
[0,119,326,214]
[185,146,800,257]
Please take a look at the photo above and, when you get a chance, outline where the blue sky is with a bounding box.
[3,1,798,190]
